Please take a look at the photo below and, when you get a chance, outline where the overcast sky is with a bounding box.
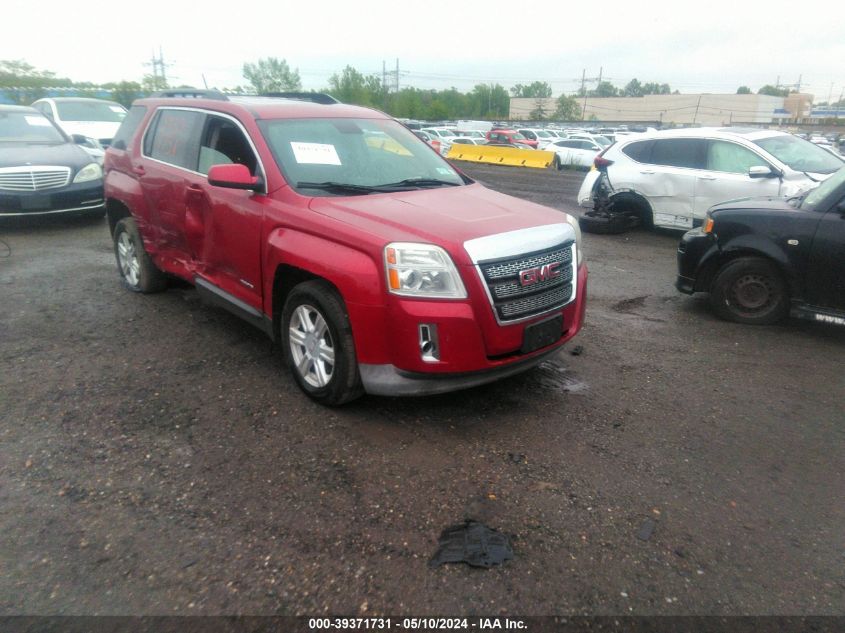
[4,0,845,100]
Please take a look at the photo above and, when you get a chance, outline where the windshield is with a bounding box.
[258,118,464,195]
[0,111,66,143]
[802,167,845,211]
[535,130,552,138]
[55,101,127,123]
[511,132,526,140]
[594,136,611,147]
[753,134,843,175]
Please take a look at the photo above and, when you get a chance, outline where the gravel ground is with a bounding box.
[1,163,843,616]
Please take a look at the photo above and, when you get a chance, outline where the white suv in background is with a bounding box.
[31,97,128,147]
[577,127,844,233]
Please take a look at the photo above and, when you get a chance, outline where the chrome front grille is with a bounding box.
[0,166,71,191]
[478,242,575,322]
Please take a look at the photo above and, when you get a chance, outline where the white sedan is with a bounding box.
[546,138,604,169]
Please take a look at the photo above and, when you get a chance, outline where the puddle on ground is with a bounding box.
[534,361,588,393]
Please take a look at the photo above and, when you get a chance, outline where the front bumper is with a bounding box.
[359,343,566,396]
[356,264,587,396]
[676,227,717,294]
[0,180,104,216]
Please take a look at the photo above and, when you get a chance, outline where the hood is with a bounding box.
[0,142,94,171]
[711,196,795,214]
[308,183,573,263]
[56,121,121,141]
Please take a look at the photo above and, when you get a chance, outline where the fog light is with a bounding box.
[419,324,439,362]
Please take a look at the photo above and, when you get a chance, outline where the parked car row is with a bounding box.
[566,125,845,327]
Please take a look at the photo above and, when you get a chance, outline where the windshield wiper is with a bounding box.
[296,181,385,195]
[375,178,460,189]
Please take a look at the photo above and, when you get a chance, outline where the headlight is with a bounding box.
[73,162,103,183]
[384,242,467,299]
[703,213,715,234]
[564,214,583,266]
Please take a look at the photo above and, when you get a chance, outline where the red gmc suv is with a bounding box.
[104,90,587,405]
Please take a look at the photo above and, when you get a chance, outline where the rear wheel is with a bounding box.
[113,217,167,293]
[709,257,789,325]
[281,280,362,405]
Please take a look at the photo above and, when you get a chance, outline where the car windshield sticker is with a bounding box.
[436,167,453,175]
[109,106,125,113]
[290,142,342,165]
[25,116,52,127]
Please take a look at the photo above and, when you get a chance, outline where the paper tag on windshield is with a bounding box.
[25,116,52,127]
[109,106,125,113]
[290,142,341,165]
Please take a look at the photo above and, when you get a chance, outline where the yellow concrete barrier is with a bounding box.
[446,144,556,169]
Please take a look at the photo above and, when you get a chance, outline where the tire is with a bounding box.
[281,280,363,406]
[113,217,167,293]
[578,211,639,235]
[709,257,789,325]
[610,194,653,230]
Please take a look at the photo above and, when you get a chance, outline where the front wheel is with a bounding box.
[281,280,362,406]
[709,257,789,325]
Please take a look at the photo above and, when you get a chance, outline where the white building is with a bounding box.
[510,93,814,125]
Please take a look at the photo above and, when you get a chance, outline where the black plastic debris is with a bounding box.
[636,518,656,541]
[570,345,584,356]
[429,520,514,568]
[507,452,526,464]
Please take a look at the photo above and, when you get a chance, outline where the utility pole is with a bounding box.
[693,94,702,124]
[144,47,169,90]
[579,68,603,121]
[395,58,399,94]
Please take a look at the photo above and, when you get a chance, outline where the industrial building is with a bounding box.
[510,93,814,125]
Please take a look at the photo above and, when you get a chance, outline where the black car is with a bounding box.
[0,105,104,218]
[676,167,845,326]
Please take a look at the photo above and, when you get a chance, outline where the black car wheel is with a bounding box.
[281,280,362,406]
[113,217,167,293]
[709,257,789,325]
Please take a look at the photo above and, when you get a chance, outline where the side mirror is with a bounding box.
[749,165,780,179]
[72,134,101,149]
[207,164,261,191]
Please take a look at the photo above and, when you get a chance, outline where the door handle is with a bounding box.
[132,165,145,175]
[698,175,717,181]
[640,169,655,175]
[187,184,203,191]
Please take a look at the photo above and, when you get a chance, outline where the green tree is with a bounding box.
[530,97,549,121]
[510,81,553,98]
[588,81,619,98]
[554,94,581,120]
[641,82,671,95]
[327,66,379,106]
[758,84,789,97]
[623,78,643,97]
[0,59,71,104]
[242,57,301,94]
[104,81,144,107]
[141,73,168,92]
[736,85,752,94]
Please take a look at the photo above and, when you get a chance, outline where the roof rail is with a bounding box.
[151,89,229,101]
[261,92,339,105]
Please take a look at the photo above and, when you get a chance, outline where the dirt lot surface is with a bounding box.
[1,163,843,616]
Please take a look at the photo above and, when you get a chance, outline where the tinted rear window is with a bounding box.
[650,139,706,169]
[145,109,205,170]
[621,140,653,162]
[111,106,147,150]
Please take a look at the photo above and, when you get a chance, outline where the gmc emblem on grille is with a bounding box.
[519,262,561,286]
